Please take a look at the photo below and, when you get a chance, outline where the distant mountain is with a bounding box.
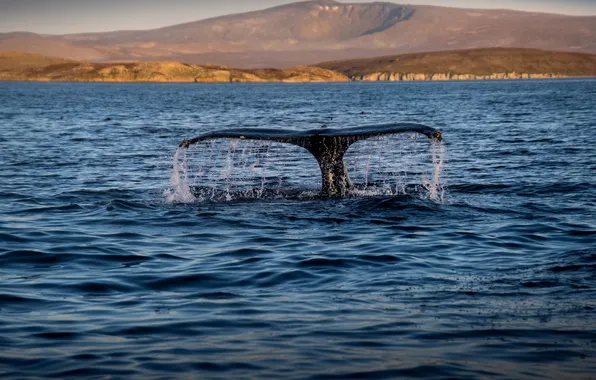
[315,48,596,80]
[1,0,595,68]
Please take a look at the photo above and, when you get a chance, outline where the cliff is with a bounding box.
[0,52,349,83]
[317,48,596,81]
[353,72,567,81]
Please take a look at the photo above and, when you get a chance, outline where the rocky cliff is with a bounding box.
[353,72,567,81]
[317,48,596,81]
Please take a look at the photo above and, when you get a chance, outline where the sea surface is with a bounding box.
[0,80,595,379]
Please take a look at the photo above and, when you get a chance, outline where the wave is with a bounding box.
[0,249,152,267]
[449,182,593,195]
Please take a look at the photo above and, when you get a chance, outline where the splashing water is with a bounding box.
[424,139,446,202]
[164,148,196,204]
[347,134,446,201]
[165,134,446,203]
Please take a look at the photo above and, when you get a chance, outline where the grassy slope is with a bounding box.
[0,52,76,71]
[0,52,349,82]
[315,48,596,78]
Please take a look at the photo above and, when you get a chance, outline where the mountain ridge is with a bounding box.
[1,1,595,68]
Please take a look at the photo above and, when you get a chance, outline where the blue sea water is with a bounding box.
[0,80,595,379]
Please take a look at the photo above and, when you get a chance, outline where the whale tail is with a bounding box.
[180,123,442,197]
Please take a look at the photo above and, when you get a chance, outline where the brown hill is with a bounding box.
[315,48,596,80]
[0,52,349,83]
[0,1,595,68]
[0,51,76,70]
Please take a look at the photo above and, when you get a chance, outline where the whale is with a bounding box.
[180,123,442,197]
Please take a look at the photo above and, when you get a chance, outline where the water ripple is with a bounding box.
[0,80,594,379]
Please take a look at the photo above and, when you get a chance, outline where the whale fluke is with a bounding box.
[180,123,442,197]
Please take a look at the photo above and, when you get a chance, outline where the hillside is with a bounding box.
[0,0,595,68]
[316,48,596,81]
[0,52,349,83]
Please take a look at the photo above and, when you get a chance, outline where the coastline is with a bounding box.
[350,72,572,81]
[316,48,596,82]
[0,53,350,83]
[1,75,593,83]
[2,49,595,83]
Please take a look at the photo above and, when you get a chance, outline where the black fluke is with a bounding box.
[179,123,442,197]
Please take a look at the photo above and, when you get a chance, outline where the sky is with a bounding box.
[1,0,595,34]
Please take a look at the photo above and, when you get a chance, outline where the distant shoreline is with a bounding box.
[2,48,595,84]
[316,48,596,82]
[0,52,350,83]
[1,76,594,84]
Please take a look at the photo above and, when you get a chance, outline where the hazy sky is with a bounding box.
[1,0,595,34]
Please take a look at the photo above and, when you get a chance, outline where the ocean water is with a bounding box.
[0,80,594,379]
